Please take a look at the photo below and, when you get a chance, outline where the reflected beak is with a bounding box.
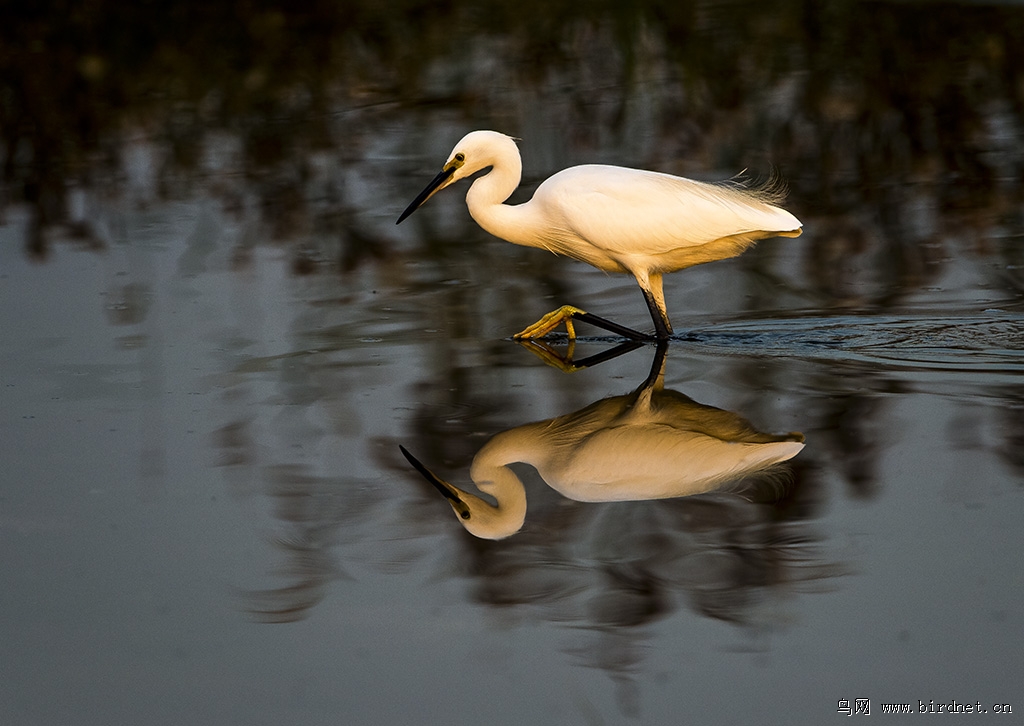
[396,166,457,224]
[399,445,471,520]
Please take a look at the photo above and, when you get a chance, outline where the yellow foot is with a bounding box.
[512,305,587,340]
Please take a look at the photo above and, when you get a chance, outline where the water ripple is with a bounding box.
[684,312,1024,374]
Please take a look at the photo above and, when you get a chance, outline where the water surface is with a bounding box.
[2,2,1023,724]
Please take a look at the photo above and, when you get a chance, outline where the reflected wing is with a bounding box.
[550,423,804,501]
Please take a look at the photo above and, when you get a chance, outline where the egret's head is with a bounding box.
[398,444,525,540]
[396,131,519,224]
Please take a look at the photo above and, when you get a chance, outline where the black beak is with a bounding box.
[396,166,456,224]
[399,445,471,520]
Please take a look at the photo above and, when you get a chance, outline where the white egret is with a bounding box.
[397,130,802,340]
[400,348,804,539]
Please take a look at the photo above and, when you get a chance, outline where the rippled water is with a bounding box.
[687,313,1024,373]
[3,2,1024,724]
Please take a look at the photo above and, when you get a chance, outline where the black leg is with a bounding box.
[572,311,655,341]
[640,289,673,340]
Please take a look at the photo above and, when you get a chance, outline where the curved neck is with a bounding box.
[455,432,537,539]
[459,463,527,540]
[464,155,546,249]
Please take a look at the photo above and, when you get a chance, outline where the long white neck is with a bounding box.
[464,151,547,250]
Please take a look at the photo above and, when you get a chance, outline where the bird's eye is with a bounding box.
[461,511,471,520]
[454,153,465,163]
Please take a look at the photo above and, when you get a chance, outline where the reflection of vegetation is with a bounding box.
[451,472,835,716]
[8,4,1019,716]
[218,336,837,715]
[3,1,1024,287]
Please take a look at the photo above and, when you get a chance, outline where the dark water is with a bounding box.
[2,2,1023,724]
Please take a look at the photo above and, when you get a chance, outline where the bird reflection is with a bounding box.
[401,345,804,539]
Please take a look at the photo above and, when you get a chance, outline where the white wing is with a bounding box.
[534,165,801,258]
